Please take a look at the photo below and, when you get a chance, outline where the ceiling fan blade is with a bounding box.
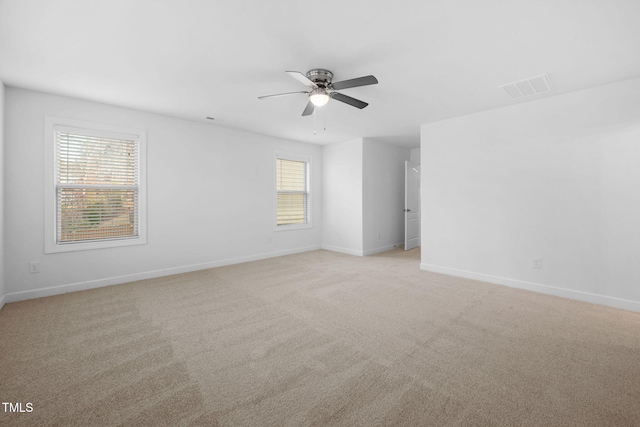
[301,100,315,116]
[331,75,378,90]
[258,91,309,100]
[286,71,318,89]
[330,92,369,109]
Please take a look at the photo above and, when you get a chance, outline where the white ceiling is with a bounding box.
[2,0,640,148]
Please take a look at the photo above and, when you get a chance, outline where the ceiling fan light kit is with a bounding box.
[309,88,329,106]
[259,68,378,116]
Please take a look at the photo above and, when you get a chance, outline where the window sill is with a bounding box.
[274,223,312,232]
[44,236,147,253]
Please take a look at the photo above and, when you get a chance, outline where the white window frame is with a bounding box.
[44,116,147,253]
[274,151,312,231]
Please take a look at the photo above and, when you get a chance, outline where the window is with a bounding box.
[44,117,147,252]
[275,154,311,229]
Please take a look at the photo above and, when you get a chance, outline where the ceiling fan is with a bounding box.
[259,69,378,116]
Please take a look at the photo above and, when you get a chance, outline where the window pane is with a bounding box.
[277,193,307,225]
[58,132,137,185]
[56,129,139,244]
[276,157,309,226]
[277,159,306,191]
[58,188,137,243]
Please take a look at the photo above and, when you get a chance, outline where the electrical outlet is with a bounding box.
[28,261,40,274]
[376,233,381,240]
[532,258,542,269]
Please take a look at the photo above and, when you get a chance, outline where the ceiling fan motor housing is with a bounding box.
[306,69,333,87]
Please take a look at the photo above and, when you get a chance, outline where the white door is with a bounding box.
[404,161,421,250]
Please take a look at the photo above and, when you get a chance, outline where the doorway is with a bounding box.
[404,161,421,250]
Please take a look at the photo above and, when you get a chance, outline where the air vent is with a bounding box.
[499,74,552,99]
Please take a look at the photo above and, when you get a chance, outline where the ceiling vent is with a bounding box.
[499,74,552,99]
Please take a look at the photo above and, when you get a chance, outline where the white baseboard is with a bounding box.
[363,243,404,256]
[321,245,364,257]
[420,263,640,313]
[321,243,404,257]
[0,294,5,310]
[5,245,322,304]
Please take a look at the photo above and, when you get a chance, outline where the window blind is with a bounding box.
[56,130,139,243]
[276,158,308,225]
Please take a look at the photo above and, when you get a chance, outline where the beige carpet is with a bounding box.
[1,248,640,426]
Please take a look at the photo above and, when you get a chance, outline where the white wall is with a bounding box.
[322,138,363,255]
[363,139,409,255]
[322,138,410,256]
[0,82,5,308]
[410,148,420,163]
[421,77,640,312]
[4,88,323,302]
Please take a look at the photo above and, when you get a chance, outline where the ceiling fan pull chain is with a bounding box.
[324,109,327,131]
[313,107,317,135]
